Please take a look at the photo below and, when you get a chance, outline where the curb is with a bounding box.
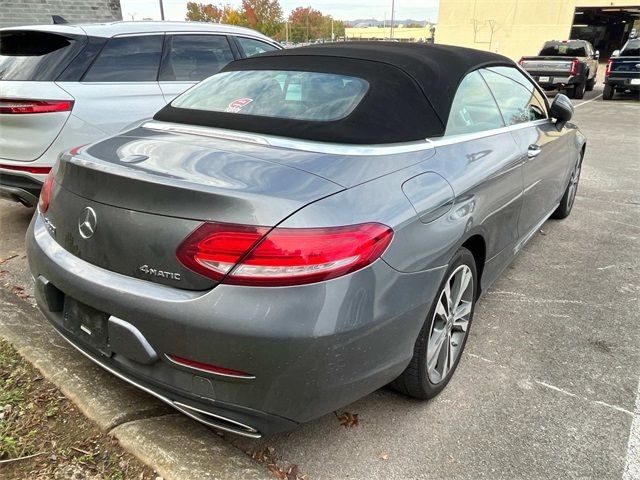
[0,287,272,480]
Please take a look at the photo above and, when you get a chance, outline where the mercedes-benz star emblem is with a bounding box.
[78,207,97,239]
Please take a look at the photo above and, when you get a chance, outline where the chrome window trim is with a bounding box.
[142,121,436,156]
[142,118,551,155]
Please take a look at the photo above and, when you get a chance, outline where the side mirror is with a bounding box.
[612,49,620,58]
[595,50,600,59]
[550,94,573,128]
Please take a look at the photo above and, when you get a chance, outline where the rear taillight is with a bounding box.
[39,172,54,213]
[0,98,73,114]
[605,58,613,77]
[569,58,579,76]
[176,222,393,287]
[0,164,51,175]
[518,57,525,66]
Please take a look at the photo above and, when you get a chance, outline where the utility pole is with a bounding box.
[306,9,309,42]
[390,0,395,39]
[159,0,165,20]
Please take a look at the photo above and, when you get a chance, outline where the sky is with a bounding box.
[118,0,440,23]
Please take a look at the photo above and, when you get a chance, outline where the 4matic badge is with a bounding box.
[139,264,181,281]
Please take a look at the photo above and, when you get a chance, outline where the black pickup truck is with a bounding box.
[519,40,599,99]
[604,38,640,100]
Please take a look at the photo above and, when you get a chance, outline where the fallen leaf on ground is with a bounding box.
[335,411,359,428]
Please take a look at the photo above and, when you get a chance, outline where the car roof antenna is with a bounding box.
[52,15,69,24]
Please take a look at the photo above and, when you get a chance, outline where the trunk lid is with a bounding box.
[45,131,344,290]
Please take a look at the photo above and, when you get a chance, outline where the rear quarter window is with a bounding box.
[171,69,368,121]
[0,31,84,81]
[83,35,163,82]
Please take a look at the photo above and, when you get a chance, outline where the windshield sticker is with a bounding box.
[225,97,253,113]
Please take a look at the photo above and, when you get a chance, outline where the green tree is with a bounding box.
[242,0,284,37]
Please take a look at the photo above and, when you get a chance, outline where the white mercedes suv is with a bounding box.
[0,21,280,206]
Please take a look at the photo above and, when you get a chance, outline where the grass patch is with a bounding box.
[0,338,156,479]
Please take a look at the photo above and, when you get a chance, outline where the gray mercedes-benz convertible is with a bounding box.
[27,43,584,438]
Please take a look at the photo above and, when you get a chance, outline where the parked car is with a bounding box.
[519,40,599,99]
[603,38,640,100]
[27,43,584,438]
[0,21,280,207]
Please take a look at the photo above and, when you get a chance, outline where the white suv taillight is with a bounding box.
[39,172,54,213]
[176,222,393,287]
[0,98,73,114]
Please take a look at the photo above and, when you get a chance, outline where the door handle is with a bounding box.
[527,144,542,159]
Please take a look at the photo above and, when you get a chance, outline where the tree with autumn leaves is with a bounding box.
[286,6,344,42]
[185,1,344,41]
[186,0,282,36]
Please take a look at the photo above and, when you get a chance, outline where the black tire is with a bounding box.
[586,75,595,92]
[603,84,614,100]
[551,150,583,219]
[570,80,586,99]
[392,247,477,399]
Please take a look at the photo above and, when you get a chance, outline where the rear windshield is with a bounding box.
[170,70,369,121]
[621,40,640,56]
[0,31,83,81]
[539,42,587,57]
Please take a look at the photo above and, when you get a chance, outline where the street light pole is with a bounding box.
[159,0,165,20]
[390,0,395,39]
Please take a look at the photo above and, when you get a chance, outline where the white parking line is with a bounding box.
[623,378,640,480]
[574,93,603,108]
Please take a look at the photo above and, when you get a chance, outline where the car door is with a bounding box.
[440,70,524,276]
[57,34,166,135]
[158,34,236,103]
[480,66,571,239]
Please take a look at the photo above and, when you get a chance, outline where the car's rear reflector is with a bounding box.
[166,354,254,378]
[39,172,54,213]
[0,98,73,114]
[176,222,394,287]
[0,164,51,175]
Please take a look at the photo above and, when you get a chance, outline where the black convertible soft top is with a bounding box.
[155,42,514,144]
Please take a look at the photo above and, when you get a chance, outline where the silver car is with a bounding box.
[0,21,280,207]
[27,43,584,438]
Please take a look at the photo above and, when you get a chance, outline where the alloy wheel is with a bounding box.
[567,161,582,211]
[426,264,474,384]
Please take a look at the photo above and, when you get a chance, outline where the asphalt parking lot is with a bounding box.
[0,79,638,479]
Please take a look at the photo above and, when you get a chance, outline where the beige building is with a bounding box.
[345,26,435,41]
[436,1,640,60]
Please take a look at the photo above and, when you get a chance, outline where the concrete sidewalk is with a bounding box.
[0,286,272,480]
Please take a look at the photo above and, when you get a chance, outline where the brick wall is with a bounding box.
[0,0,122,28]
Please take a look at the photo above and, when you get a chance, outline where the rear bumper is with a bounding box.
[528,74,580,90]
[0,172,42,207]
[27,211,445,435]
[605,76,640,90]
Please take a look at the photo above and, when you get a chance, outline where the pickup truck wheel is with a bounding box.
[603,84,614,100]
[586,76,595,92]
[571,81,586,99]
